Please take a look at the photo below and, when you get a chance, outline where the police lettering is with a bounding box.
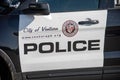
[24,40,100,54]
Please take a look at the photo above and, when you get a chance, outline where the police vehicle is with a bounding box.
[0,0,120,80]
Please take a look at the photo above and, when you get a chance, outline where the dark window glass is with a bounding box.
[38,0,99,12]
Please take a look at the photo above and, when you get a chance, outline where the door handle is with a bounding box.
[78,18,99,26]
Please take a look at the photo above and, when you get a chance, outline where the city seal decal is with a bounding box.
[62,20,78,37]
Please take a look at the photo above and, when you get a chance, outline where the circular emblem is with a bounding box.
[62,20,78,37]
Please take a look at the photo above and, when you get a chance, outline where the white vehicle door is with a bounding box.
[19,0,107,73]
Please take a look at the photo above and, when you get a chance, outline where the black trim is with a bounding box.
[22,67,102,80]
[25,75,102,80]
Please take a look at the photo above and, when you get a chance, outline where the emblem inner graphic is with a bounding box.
[62,20,78,37]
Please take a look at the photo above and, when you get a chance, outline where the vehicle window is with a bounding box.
[38,0,99,12]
